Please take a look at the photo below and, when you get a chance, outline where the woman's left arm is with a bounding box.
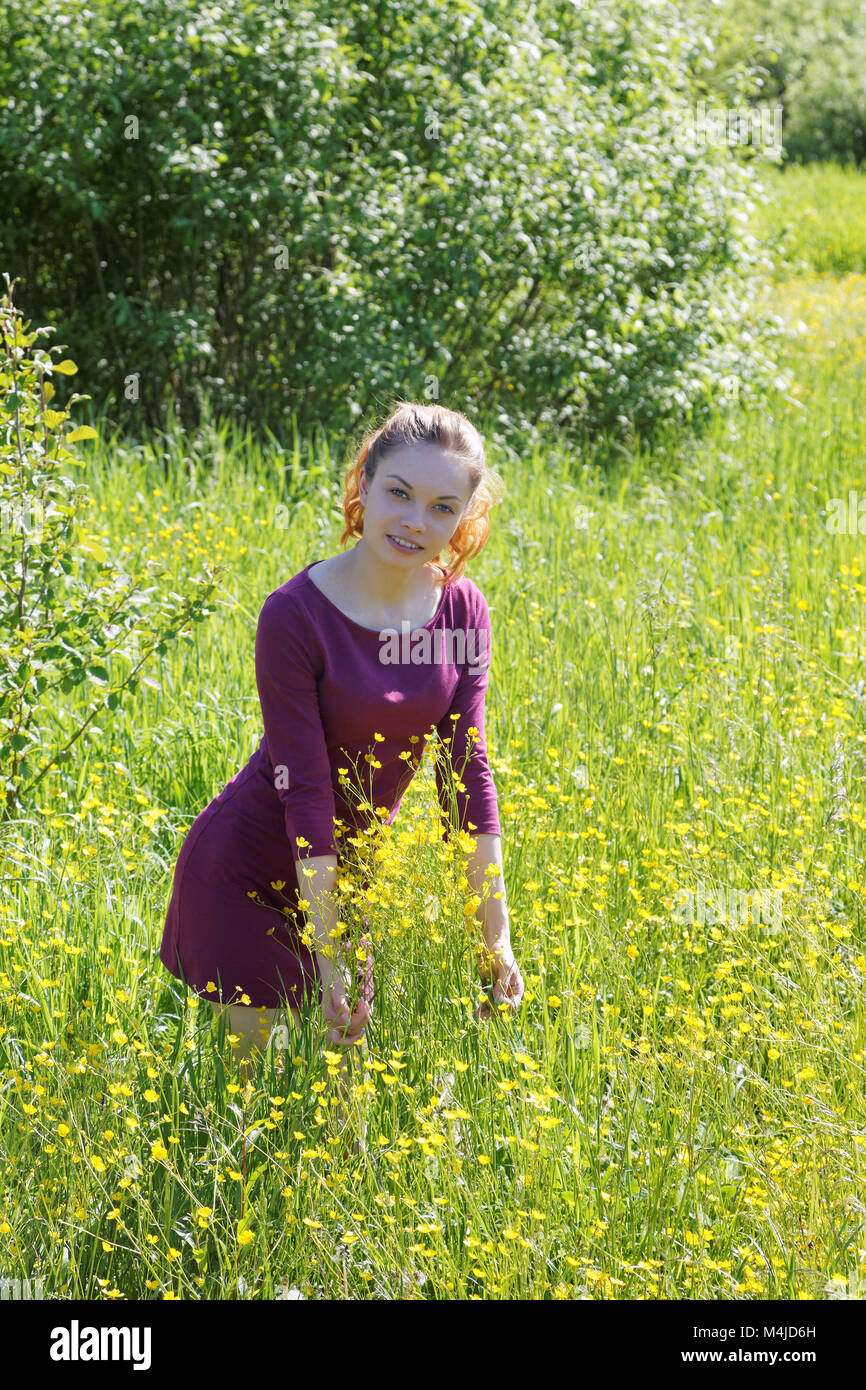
[463,831,525,1017]
[434,586,524,1016]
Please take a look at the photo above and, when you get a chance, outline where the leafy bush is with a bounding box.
[0,276,225,818]
[0,0,781,449]
[682,0,866,167]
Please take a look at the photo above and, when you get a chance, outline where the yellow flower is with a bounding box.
[547,995,561,1008]
[57,1123,70,1137]
[143,1089,159,1103]
[151,1140,168,1161]
[237,1229,254,1247]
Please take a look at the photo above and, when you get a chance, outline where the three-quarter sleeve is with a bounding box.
[254,591,339,861]
[434,588,501,844]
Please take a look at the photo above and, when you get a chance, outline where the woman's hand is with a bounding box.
[323,981,371,1047]
[317,953,371,1047]
[474,945,525,1021]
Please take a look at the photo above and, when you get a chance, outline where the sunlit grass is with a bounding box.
[2,167,866,1302]
[751,160,866,279]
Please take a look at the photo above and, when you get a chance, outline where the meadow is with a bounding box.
[1,161,865,1302]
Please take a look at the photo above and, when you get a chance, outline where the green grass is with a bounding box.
[1,163,866,1302]
[751,160,866,278]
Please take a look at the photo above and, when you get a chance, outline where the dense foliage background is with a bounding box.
[686,0,866,167]
[1,0,783,448]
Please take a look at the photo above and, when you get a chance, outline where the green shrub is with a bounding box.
[0,276,225,818]
[683,0,866,168]
[0,0,781,449]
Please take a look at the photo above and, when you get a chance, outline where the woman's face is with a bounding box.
[359,443,474,568]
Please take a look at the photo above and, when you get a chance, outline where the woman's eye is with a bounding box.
[389,487,453,513]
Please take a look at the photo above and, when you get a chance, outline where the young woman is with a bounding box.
[158,402,525,1080]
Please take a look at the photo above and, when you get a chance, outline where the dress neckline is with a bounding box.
[302,560,450,635]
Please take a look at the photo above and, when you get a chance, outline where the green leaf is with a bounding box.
[52,360,78,375]
[78,537,107,562]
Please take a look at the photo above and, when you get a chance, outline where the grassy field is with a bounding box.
[751,161,866,279]
[2,162,865,1302]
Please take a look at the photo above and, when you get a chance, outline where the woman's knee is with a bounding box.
[209,1000,303,1054]
[208,1002,275,1054]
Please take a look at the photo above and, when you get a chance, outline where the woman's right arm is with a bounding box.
[296,851,342,988]
[254,593,368,1044]
[298,850,370,1045]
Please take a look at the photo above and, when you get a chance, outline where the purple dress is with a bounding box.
[158,560,501,1010]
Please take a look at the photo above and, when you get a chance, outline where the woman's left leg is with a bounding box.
[209,1001,302,1067]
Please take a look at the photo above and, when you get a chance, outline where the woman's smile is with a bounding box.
[386,533,424,553]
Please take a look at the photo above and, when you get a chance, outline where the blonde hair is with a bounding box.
[338,401,504,585]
